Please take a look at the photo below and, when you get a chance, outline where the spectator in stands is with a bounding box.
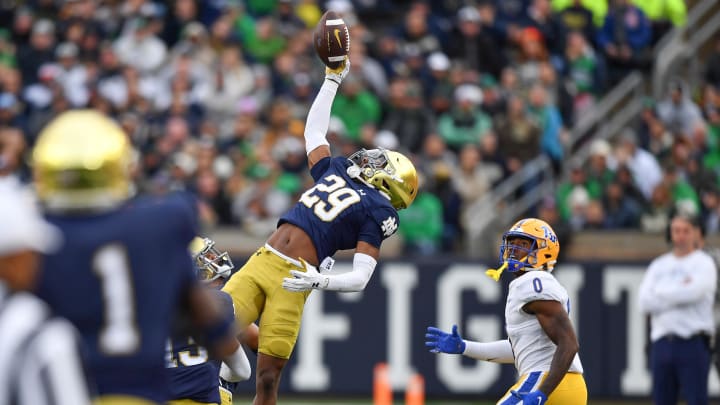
[53,42,89,107]
[597,0,652,86]
[656,79,703,139]
[554,0,596,49]
[348,39,388,100]
[660,163,700,215]
[558,30,605,125]
[552,0,607,27]
[602,180,642,228]
[641,182,674,233]
[204,45,255,126]
[495,95,541,175]
[397,5,441,57]
[426,52,454,115]
[557,164,600,223]
[585,139,615,192]
[452,143,503,238]
[416,134,462,250]
[244,17,286,65]
[330,74,381,143]
[438,83,492,152]
[526,0,560,56]
[161,0,200,47]
[615,164,648,209]
[527,83,565,168]
[537,196,573,262]
[516,26,550,91]
[446,5,504,79]
[614,128,662,201]
[382,78,434,154]
[114,16,168,74]
[639,213,717,405]
[398,174,444,256]
[644,111,674,162]
[17,19,56,84]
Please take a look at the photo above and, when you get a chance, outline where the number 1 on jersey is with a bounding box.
[93,244,140,355]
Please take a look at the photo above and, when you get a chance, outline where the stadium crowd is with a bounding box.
[1,0,712,256]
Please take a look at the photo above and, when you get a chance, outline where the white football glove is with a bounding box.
[325,58,351,85]
[282,258,329,292]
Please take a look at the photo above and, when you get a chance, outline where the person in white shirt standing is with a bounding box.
[425,218,586,404]
[638,213,717,405]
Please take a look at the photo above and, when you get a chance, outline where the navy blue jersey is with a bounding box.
[36,193,198,403]
[279,156,399,260]
[165,290,236,403]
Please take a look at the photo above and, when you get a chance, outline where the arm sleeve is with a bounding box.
[324,253,377,292]
[221,345,251,382]
[653,255,717,306]
[304,80,339,155]
[463,339,515,363]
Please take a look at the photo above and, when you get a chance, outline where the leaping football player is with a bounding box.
[221,56,418,405]
[425,218,587,405]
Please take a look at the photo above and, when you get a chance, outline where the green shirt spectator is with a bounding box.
[438,84,492,151]
[330,76,381,142]
[399,191,444,255]
[244,17,286,64]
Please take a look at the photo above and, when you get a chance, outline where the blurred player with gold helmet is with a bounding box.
[33,110,240,405]
[221,57,418,405]
[425,218,586,405]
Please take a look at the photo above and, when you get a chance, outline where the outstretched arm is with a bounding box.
[425,325,514,363]
[282,241,379,292]
[305,60,350,168]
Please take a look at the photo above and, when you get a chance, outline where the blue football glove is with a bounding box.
[425,325,466,354]
[511,389,548,405]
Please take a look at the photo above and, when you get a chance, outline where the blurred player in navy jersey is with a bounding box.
[166,236,253,405]
[222,58,419,405]
[32,110,240,405]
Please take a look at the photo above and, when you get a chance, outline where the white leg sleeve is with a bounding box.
[304,79,338,155]
[463,339,515,363]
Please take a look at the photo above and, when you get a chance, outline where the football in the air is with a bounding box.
[313,10,350,69]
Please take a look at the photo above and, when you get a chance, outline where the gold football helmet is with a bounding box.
[348,148,418,210]
[32,110,134,212]
[499,218,560,273]
[189,236,234,282]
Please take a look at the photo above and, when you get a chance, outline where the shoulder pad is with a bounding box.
[512,272,565,305]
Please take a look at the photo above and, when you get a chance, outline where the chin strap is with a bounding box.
[485,262,508,282]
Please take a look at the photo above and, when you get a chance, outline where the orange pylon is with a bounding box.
[405,373,425,405]
[373,363,392,405]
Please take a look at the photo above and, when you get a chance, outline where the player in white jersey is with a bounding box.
[426,218,587,405]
